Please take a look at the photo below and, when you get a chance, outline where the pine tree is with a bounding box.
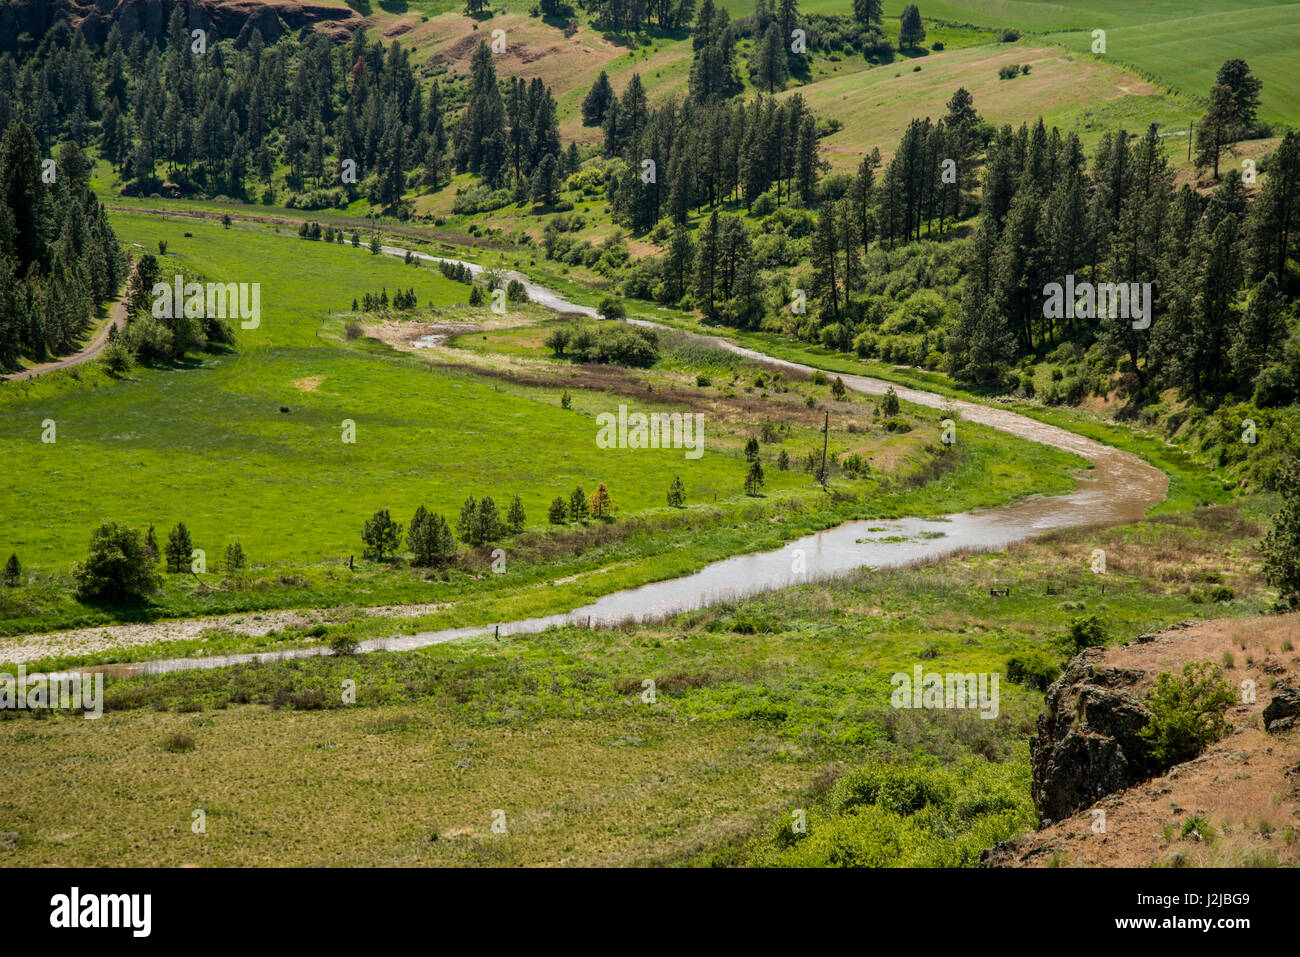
[898,4,925,49]
[663,226,695,301]
[1229,273,1284,389]
[476,496,504,543]
[693,211,721,320]
[506,494,527,533]
[362,508,402,560]
[793,112,820,205]
[1195,85,1237,180]
[456,41,508,187]
[570,486,590,521]
[589,482,614,518]
[1214,59,1262,132]
[582,71,616,127]
[224,542,246,572]
[165,522,193,573]
[753,23,788,94]
[0,122,50,277]
[548,495,568,524]
[667,474,685,507]
[744,459,765,495]
[457,495,478,543]
[1246,131,1300,282]
[2,552,19,587]
[530,153,560,205]
[811,201,841,318]
[409,504,434,565]
[852,0,882,25]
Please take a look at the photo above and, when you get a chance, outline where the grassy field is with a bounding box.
[781,0,1300,125]
[0,210,1090,645]
[0,500,1269,866]
[781,41,1195,172]
[0,213,792,569]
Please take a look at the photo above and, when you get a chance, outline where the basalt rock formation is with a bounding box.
[1029,649,1159,824]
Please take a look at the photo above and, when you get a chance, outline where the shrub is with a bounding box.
[545,327,571,355]
[74,522,159,603]
[563,323,659,367]
[881,386,901,416]
[1067,614,1109,653]
[1139,662,1235,768]
[224,542,246,572]
[1006,650,1062,691]
[102,336,133,375]
[598,296,626,320]
[330,632,361,656]
[831,764,952,816]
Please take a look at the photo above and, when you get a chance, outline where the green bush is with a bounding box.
[748,760,1035,868]
[1006,650,1062,691]
[1139,662,1235,768]
[1067,614,1109,653]
[74,521,160,604]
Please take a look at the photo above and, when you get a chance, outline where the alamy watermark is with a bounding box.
[890,665,999,719]
[596,403,704,460]
[1043,275,1151,330]
[1,665,103,718]
[49,887,150,937]
[152,273,261,329]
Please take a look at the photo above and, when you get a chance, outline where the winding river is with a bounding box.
[87,245,1167,679]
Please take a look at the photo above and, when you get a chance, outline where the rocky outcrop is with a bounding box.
[1264,683,1300,733]
[1029,649,1159,823]
[0,0,364,53]
[985,614,1300,867]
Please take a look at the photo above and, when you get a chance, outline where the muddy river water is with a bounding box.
[87,250,1167,679]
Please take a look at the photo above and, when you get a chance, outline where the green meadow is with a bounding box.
[0,214,791,570]
[0,211,1089,645]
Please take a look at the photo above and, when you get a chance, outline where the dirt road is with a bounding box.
[0,295,129,382]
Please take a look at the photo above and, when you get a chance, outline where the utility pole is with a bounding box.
[819,411,829,486]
